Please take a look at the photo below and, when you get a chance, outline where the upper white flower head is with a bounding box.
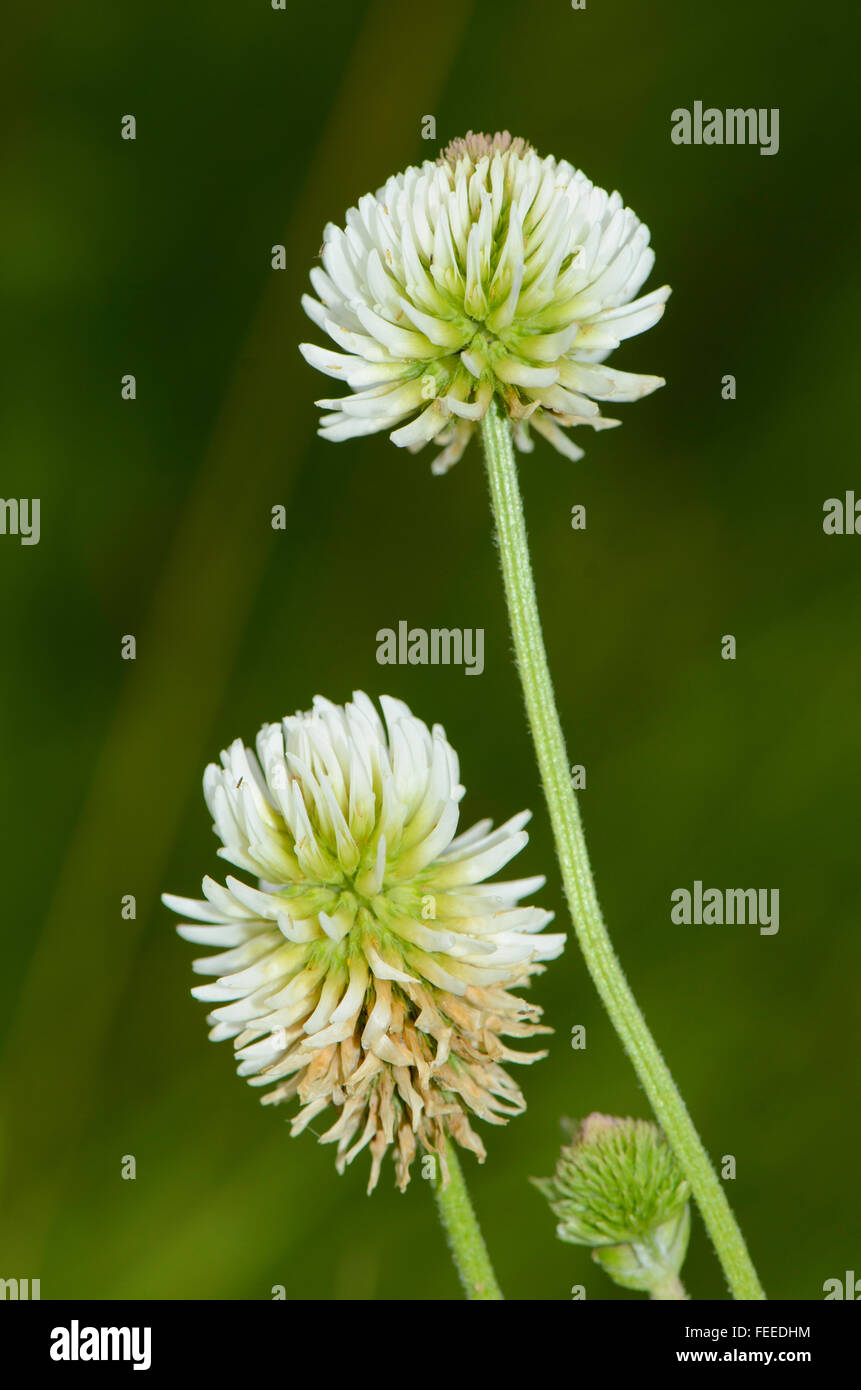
[300,131,670,473]
[164,693,564,1191]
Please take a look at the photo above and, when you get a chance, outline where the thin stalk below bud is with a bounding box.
[652,1274,689,1300]
[479,399,765,1301]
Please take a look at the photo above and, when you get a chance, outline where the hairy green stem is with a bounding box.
[433,1141,503,1300]
[480,400,765,1301]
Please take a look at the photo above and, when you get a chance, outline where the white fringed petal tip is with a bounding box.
[300,131,669,473]
[163,692,564,1192]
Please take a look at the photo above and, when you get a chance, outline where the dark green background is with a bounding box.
[1,0,858,1300]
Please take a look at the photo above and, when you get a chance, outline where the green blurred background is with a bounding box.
[1,0,858,1301]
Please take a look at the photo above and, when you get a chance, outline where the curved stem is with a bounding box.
[480,400,765,1301]
[433,1141,504,1300]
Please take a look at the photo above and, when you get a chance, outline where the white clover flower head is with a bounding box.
[164,692,564,1191]
[300,131,670,473]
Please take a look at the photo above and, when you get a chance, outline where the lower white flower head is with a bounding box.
[300,131,669,473]
[164,693,564,1191]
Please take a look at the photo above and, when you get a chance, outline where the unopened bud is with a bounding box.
[533,1114,692,1299]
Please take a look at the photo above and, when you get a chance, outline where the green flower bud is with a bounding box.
[533,1114,692,1299]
